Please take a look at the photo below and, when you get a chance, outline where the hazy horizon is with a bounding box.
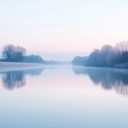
[0,50,88,61]
[31,52,88,61]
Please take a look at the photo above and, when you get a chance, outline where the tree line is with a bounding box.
[1,44,44,63]
[72,41,128,68]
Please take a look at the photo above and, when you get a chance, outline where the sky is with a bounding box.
[1,0,128,60]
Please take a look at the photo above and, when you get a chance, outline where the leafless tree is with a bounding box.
[115,41,128,53]
[2,44,26,61]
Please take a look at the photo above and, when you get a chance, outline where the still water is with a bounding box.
[0,65,128,128]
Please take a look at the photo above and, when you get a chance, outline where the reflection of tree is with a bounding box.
[73,66,128,96]
[24,68,43,76]
[1,68,43,90]
[2,71,26,90]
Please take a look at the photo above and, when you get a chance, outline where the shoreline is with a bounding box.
[0,62,44,72]
[0,62,71,72]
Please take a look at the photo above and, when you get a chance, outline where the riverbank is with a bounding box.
[0,62,44,72]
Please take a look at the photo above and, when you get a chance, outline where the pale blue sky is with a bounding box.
[1,0,128,60]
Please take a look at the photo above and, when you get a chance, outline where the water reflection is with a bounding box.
[2,71,26,90]
[73,66,128,96]
[1,68,43,90]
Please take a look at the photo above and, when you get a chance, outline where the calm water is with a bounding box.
[0,65,128,128]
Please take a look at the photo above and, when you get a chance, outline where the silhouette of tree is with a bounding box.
[15,46,26,61]
[107,50,120,66]
[2,44,26,62]
[2,44,15,61]
[114,41,128,64]
[72,41,128,68]
[115,41,128,53]
[87,49,101,66]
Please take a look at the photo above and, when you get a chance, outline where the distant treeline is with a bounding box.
[0,44,44,63]
[72,41,128,68]
[0,44,61,64]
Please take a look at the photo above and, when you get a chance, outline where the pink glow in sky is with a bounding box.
[1,0,128,55]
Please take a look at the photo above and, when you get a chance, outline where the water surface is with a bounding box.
[0,66,128,128]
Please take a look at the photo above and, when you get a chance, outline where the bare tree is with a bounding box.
[2,44,16,61]
[115,41,128,53]
[2,44,26,62]
[15,46,26,61]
